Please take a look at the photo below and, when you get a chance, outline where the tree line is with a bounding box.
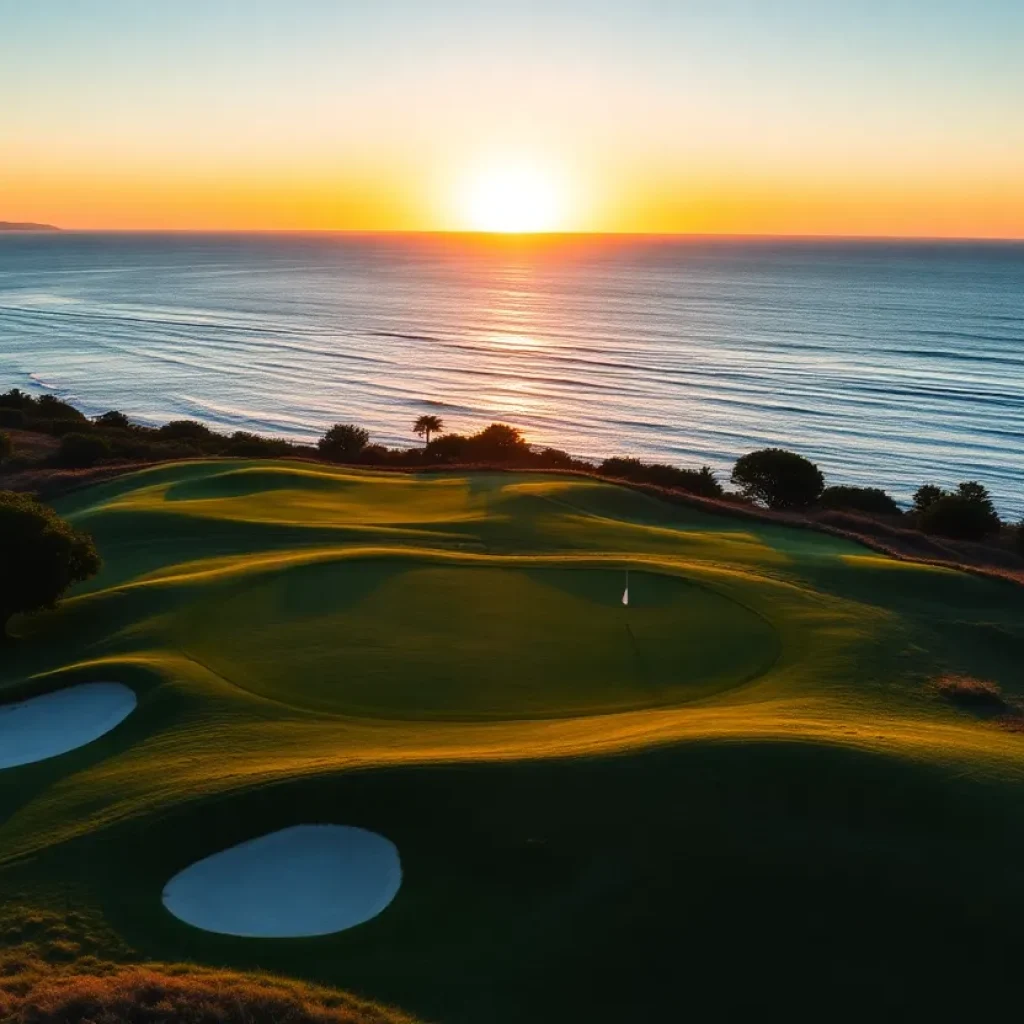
[1,388,1020,550]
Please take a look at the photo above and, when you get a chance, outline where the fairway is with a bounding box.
[2,460,1024,1020]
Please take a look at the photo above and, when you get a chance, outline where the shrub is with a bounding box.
[599,457,723,498]
[957,480,999,518]
[56,432,111,469]
[158,419,216,442]
[359,444,392,464]
[916,481,1000,540]
[465,423,530,462]
[533,447,582,470]
[919,495,998,540]
[0,388,34,410]
[912,484,944,514]
[731,448,824,510]
[45,417,96,437]
[110,438,200,462]
[0,432,10,464]
[0,491,101,638]
[36,393,87,421]
[819,485,901,517]
[318,423,370,461]
[95,409,131,429]
[225,431,293,457]
[599,457,644,478]
[1017,521,1024,556]
[423,433,469,463]
[0,408,25,429]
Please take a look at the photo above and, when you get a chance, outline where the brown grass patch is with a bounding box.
[931,675,1024,733]
[934,675,1008,712]
[3,428,61,463]
[0,461,158,498]
[0,956,418,1024]
[0,909,418,1024]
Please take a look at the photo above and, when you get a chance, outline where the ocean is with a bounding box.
[1,231,1022,516]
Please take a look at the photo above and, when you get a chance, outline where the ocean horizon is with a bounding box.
[2,231,1022,515]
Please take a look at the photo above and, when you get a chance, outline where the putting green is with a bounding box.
[168,561,776,719]
[3,460,1024,1022]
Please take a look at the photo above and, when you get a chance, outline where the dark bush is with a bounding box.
[912,484,944,514]
[655,465,721,498]
[533,447,583,470]
[918,482,1001,540]
[465,423,530,462]
[36,393,87,421]
[599,457,643,477]
[0,408,25,429]
[0,491,101,638]
[358,443,392,464]
[0,388,34,410]
[819,485,901,517]
[56,432,111,469]
[95,409,131,429]
[731,448,825,509]
[318,423,370,461]
[224,431,293,457]
[158,419,216,442]
[423,433,470,464]
[0,432,10,463]
[110,438,201,462]
[957,480,999,516]
[599,457,722,498]
[44,417,93,437]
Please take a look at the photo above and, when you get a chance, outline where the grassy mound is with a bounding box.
[2,461,1024,1020]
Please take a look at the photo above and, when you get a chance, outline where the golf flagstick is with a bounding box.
[622,568,629,606]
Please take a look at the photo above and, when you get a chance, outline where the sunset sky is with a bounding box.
[4,0,1023,237]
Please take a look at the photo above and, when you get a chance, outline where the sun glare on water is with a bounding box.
[462,162,564,233]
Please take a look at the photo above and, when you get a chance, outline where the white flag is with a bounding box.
[622,586,629,606]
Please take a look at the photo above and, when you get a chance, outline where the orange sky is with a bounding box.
[4,2,1023,237]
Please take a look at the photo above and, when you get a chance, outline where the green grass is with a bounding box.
[3,460,1024,1019]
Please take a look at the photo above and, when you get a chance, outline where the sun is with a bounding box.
[462,162,564,233]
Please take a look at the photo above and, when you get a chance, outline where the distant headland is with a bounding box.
[0,221,60,232]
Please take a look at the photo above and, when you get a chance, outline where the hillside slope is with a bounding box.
[1,461,1023,1020]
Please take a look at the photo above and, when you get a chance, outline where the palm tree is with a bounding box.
[413,414,444,446]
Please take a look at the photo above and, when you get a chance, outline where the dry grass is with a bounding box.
[2,428,61,462]
[932,676,1024,733]
[0,909,417,1024]
[934,675,1008,711]
[0,960,417,1024]
[0,461,157,498]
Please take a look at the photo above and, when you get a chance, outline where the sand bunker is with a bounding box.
[162,824,402,938]
[0,682,137,770]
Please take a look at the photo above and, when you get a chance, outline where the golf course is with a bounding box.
[2,459,1024,1019]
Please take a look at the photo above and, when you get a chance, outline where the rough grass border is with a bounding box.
[0,955,419,1024]
[3,452,1023,588]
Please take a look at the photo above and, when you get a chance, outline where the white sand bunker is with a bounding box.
[162,824,402,938]
[0,682,137,769]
